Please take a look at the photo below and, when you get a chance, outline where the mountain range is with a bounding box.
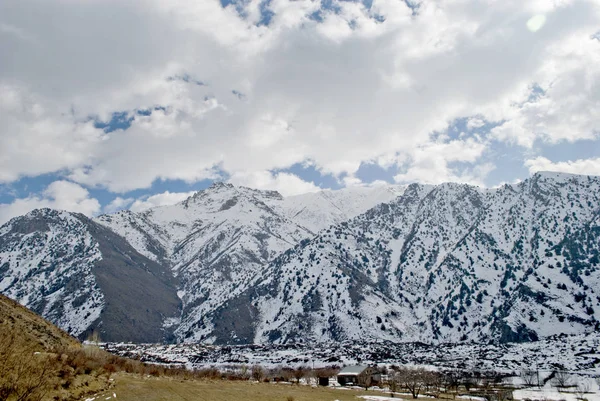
[0,172,598,345]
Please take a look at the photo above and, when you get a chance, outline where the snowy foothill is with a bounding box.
[514,376,600,401]
[102,331,600,375]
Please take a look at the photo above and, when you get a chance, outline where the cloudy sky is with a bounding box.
[1,0,599,223]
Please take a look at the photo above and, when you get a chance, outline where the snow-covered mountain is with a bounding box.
[0,209,180,342]
[94,182,404,341]
[279,185,406,233]
[0,182,400,342]
[204,172,600,344]
[0,173,599,345]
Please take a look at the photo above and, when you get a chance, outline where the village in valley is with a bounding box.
[94,334,600,401]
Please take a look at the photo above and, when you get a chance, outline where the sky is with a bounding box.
[0,0,599,224]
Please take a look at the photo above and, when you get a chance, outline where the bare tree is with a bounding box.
[462,370,479,391]
[239,364,249,380]
[441,369,461,397]
[293,366,307,384]
[393,367,433,399]
[279,367,294,383]
[521,369,537,387]
[388,373,400,395]
[251,365,265,382]
[554,371,572,388]
[363,374,373,391]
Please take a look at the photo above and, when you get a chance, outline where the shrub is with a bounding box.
[0,332,62,401]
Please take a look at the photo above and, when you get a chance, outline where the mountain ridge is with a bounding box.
[1,172,599,344]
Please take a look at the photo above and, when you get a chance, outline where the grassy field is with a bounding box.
[94,373,391,401]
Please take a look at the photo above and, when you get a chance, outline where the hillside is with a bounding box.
[0,184,396,342]
[1,173,599,344]
[0,293,79,351]
[204,172,600,344]
[0,209,180,342]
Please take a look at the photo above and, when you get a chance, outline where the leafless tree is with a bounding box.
[279,367,294,383]
[426,370,444,397]
[251,365,265,382]
[441,369,461,396]
[393,367,435,399]
[363,374,373,391]
[521,369,537,387]
[462,370,479,391]
[293,366,307,384]
[239,364,249,380]
[387,373,400,395]
[553,371,572,388]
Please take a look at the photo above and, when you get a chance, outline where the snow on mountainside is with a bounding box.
[280,185,406,233]
[0,209,103,336]
[1,173,599,345]
[0,209,180,342]
[205,172,600,345]
[95,182,400,342]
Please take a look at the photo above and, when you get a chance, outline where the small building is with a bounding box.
[318,376,330,386]
[337,365,381,387]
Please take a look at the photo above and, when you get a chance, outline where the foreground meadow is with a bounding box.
[90,374,381,401]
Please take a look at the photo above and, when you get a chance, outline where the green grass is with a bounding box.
[98,373,396,401]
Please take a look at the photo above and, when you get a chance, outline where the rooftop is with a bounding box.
[338,365,370,376]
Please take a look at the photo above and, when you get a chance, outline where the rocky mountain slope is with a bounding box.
[0,209,180,342]
[95,183,404,341]
[205,172,600,344]
[0,173,598,345]
[0,184,400,342]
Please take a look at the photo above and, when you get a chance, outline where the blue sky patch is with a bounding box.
[0,173,64,203]
[534,137,600,163]
[278,163,342,190]
[355,161,397,184]
[92,107,168,133]
[482,140,529,185]
[93,111,134,133]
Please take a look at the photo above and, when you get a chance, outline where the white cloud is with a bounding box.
[0,84,101,183]
[525,156,600,176]
[228,171,320,196]
[393,137,494,186]
[103,197,134,214]
[467,118,486,130]
[0,0,598,193]
[490,24,600,147]
[527,15,547,32]
[341,175,393,188]
[129,191,196,212]
[0,181,100,225]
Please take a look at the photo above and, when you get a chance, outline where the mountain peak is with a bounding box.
[208,181,235,190]
[531,170,597,181]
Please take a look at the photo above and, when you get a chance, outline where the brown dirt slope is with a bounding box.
[0,293,80,351]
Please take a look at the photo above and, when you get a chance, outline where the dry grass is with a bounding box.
[0,294,79,351]
[97,373,386,401]
[0,294,114,400]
